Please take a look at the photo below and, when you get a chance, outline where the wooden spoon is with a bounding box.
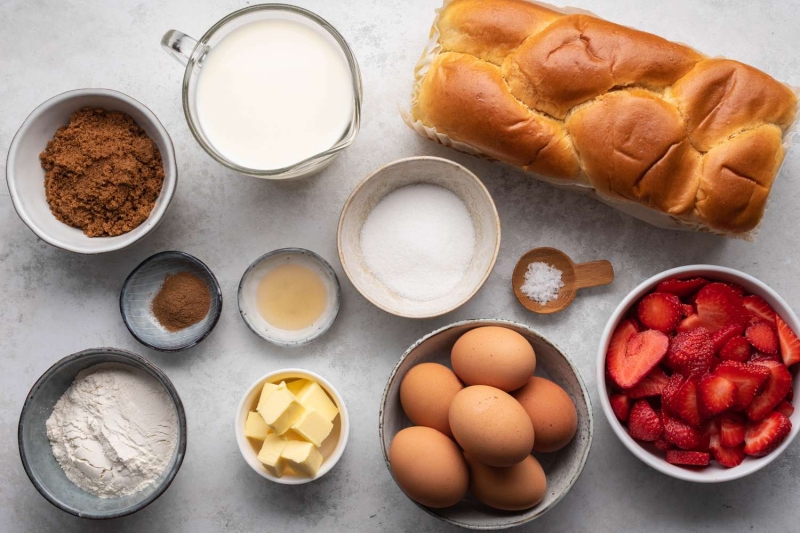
[512,247,614,314]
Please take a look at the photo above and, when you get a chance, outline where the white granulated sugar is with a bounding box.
[46,363,178,498]
[360,184,476,301]
[521,261,564,305]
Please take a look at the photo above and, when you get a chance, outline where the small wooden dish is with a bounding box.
[513,248,614,314]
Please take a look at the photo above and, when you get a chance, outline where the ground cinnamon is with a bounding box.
[151,272,211,332]
[39,108,164,237]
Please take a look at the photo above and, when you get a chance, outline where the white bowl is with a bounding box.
[234,368,349,485]
[6,89,177,254]
[337,157,500,319]
[597,265,800,483]
[380,319,593,529]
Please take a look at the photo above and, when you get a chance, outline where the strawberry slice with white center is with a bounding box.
[607,329,668,389]
[691,283,747,334]
[719,412,746,447]
[637,293,681,333]
[713,361,770,411]
[711,323,745,354]
[746,360,792,421]
[746,322,779,354]
[742,295,777,326]
[776,314,800,367]
[744,411,792,457]
[656,277,709,299]
[698,374,736,417]
[719,336,752,363]
[626,367,669,399]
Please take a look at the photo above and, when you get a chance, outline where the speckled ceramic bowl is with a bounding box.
[18,348,187,519]
[120,251,223,352]
[380,319,593,530]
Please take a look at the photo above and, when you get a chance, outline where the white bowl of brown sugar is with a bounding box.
[6,89,177,254]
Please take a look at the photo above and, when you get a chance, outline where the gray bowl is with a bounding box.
[120,251,223,352]
[380,319,593,530]
[18,348,187,519]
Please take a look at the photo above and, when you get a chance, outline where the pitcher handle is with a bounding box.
[161,30,197,66]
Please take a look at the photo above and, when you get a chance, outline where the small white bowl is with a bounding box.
[235,368,349,485]
[597,265,800,483]
[338,157,500,319]
[6,89,177,254]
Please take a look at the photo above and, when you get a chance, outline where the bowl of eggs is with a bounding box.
[380,319,593,529]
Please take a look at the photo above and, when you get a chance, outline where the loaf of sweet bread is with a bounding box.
[406,0,798,236]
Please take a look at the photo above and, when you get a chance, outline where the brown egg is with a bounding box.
[465,453,547,511]
[400,363,463,437]
[451,326,536,392]
[449,385,534,467]
[512,376,578,453]
[389,426,469,508]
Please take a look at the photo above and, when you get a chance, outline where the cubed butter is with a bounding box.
[257,433,289,477]
[291,409,334,447]
[257,386,306,435]
[281,441,323,477]
[245,411,270,441]
[256,381,282,414]
[297,381,339,422]
[286,379,309,396]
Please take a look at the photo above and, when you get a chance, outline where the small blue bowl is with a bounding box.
[120,251,222,352]
[18,348,187,519]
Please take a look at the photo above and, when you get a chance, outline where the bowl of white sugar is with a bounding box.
[338,157,500,318]
[18,348,186,519]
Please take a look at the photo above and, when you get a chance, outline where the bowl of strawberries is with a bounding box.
[597,265,800,482]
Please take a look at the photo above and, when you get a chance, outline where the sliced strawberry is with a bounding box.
[638,293,682,333]
[747,360,792,421]
[656,277,709,299]
[608,329,669,389]
[710,440,745,468]
[681,303,696,317]
[610,393,631,422]
[674,377,702,426]
[692,283,747,334]
[662,410,701,449]
[750,351,781,363]
[666,328,714,377]
[746,322,779,354]
[654,436,675,451]
[693,419,718,452]
[626,367,669,399]
[727,283,746,297]
[698,375,736,416]
[743,295,777,326]
[714,361,770,411]
[628,400,663,442]
[661,373,685,415]
[719,336,752,363]
[711,323,745,354]
[665,450,709,466]
[777,314,800,367]
[786,387,794,403]
[605,319,639,387]
[719,412,746,447]
[677,314,703,333]
[776,400,795,418]
[744,412,792,457]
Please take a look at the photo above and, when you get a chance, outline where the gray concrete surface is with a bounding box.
[2,0,800,531]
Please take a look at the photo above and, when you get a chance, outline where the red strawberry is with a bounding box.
[747,360,793,421]
[674,377,702,426]
[777,314,800,367]
[656,277,709,299]
[638,293,682,333]
[654,436,675,451]
[750,351,781,363]
[698,374,736,416]
[626,367,669,399]
[662,410,701,449]
[608,329,669,389]
[746,322,779,354]
[628,400,663,442]
[610,393,631,422]
[744,411,792,457]
[661,373,685,415]
[677,314,703,333]
[665,450,709,466]
[786,387,794,402]
[711,323,745,354]
[693,419,718,452]
[776,400,795,418]
[719,412,746,447]
[710,440,745,468]
[606,319,638,387]
[667,328,714,377]
[719,337,752,363]
[714,361,770,411]
[743,295,777,326]
[692,283,747,334]
[681,303,696,317]
[727,283,746,297]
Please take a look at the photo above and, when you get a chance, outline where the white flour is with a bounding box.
[46,363,178,498]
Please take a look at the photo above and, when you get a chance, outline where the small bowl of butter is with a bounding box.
[235,368,349,484]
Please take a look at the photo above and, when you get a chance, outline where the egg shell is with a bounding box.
[451,326,536,392]
[465,453,547,511]
[389,426,469,508]
[400,363,463,437]
[449,385,535,467]
[512,376,578,453]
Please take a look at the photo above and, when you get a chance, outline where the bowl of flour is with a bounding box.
[18,348,186,519]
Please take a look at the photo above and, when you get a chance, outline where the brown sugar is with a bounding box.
[39,108,165,237]
[151,272,212,332]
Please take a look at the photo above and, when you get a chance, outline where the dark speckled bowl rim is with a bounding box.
[17,347,188,520]
[379,318,594,530]
[119,251,223,352]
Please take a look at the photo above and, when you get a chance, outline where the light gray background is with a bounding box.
[2,0,799,531]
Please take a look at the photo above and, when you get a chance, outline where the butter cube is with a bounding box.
[257,433,289,477]
[286,379,309,396]
[257,386,305,435]
[291,409,334,447]
[256,381,281,414]
[245,411,270,441]
[281,441,323,477]
[297,382,339,422]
